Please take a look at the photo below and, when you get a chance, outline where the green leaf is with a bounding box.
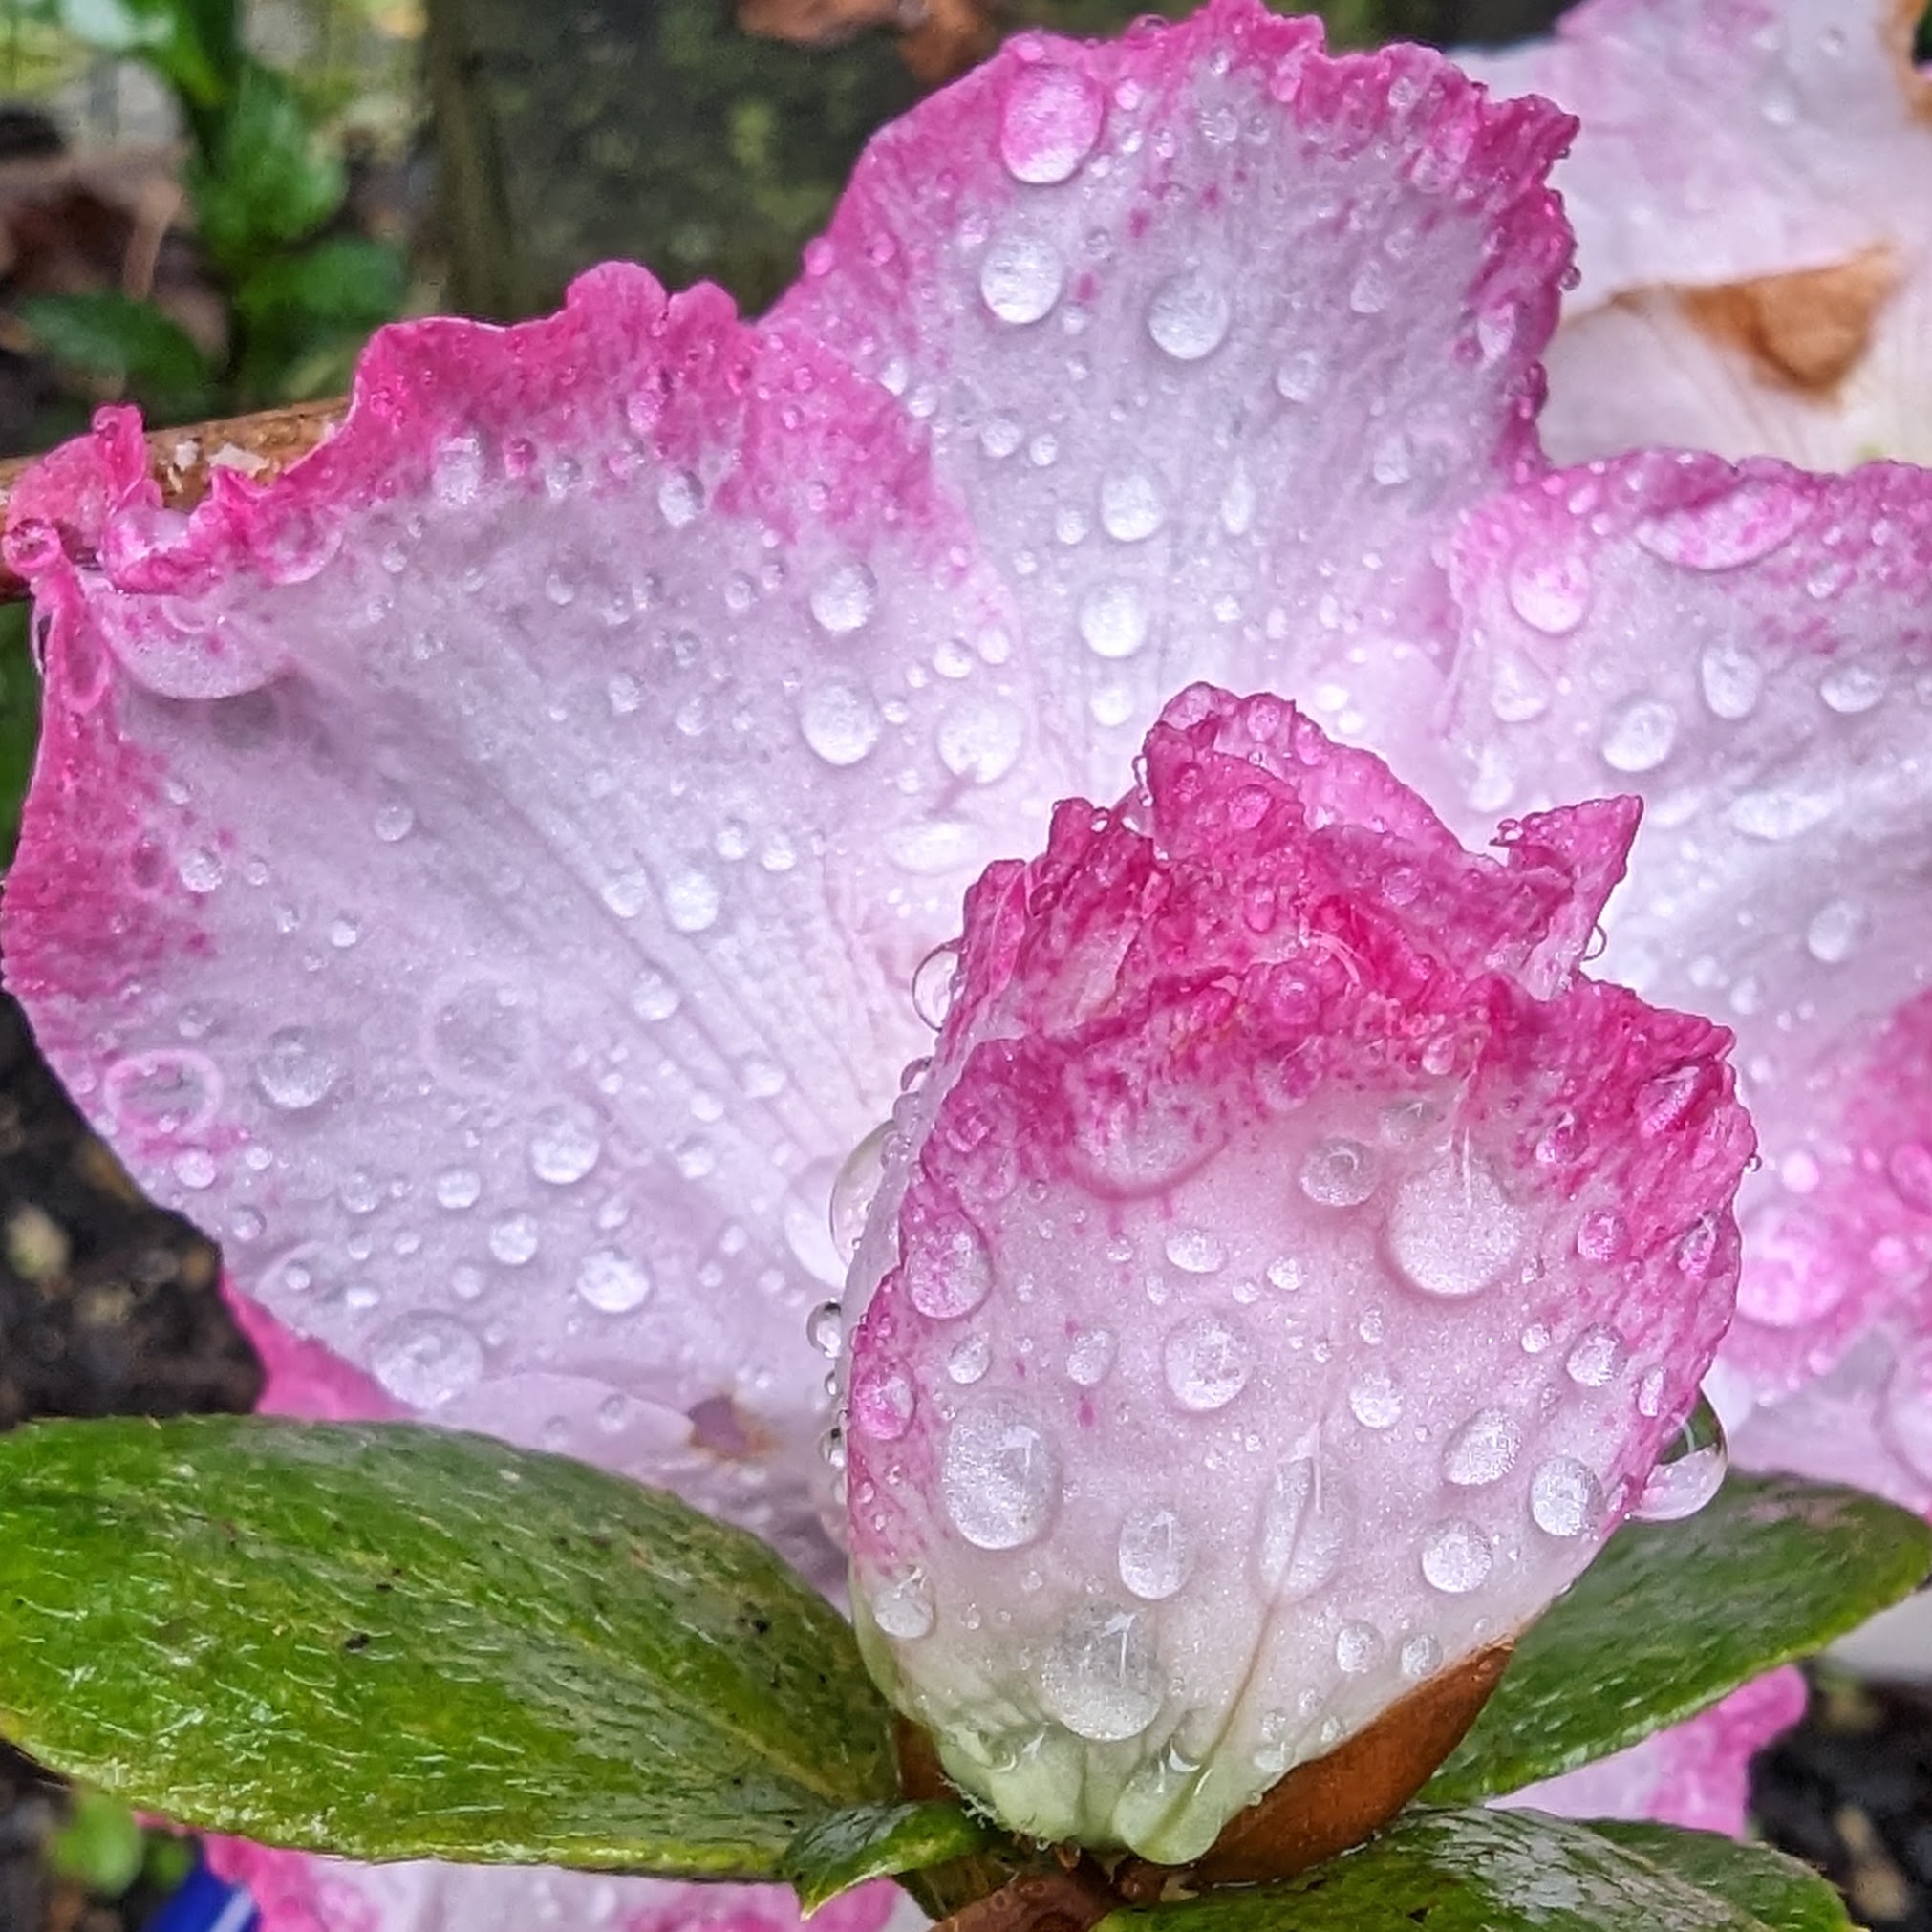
[1583,1823,1853,1932]
[782,1800,1001,1913]
[187,61,344,264]
[50,1790,147,1898]
[1098,1808,1825,1932]
[1423,1474,1930,1805]
[235,238,405,333]
[16,292,214,419]
[0,604,41,867]
[0,1417,897,1874]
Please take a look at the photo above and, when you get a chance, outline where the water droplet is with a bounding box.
[1600,697,1677,774]
[1349,1364,1403,1429]
[807,1300,844,1357]
[943,1398,1059,1549]
[1565,1323,1623,1388]
[528,1104,601,1185]
[1147,272,1231,360]
[850,1360,915,1441]
[253,1027,340,1111]
[1164,1228,1224,1275]
[1041,1604,1161,1741]
[657,470,702,528]
[1507,550,1591,635]
[664,868,721,934]
[1256,1458,1346,1599]
[104,1049,221,1141]
[373,801,416,843]
[1529,1456,1601,1538]
[1632,1393,1727,1522]
[1725,787,1836,842]
[632,968,680,1022]
[979,230,1065,324]
[1335,1621,1385,1674]
[800,680,883,766]
[1400,1633,1442,1680]
[373,1314,483,1407]
[1386,1143,1522,1298]
[575,1247,652,1313]
[1275,348,1323,402]
[1820,661,1884,715]
[1066,1327,1115,1386]
[178,846,225,894]
[1421,1521,1492,1595]
[172,1147,217,1190]
[1078,581,1149,659]
[1118,1503,1191,1600]
[1636,480,1811,570]
[1806,899,1865,964]
[809,560,878,635]
[1163,1312,1251,1411]
[1100,470,1165,543]
[1888,1143,1932,1213]
[1444,1408,1520,1486]
[936,698,1023,785]
[435,1167,483,1211]
[1299,1137,1379,1208]
[830,1125,891,1267]
[1699,640,1764,720]
[912,942,961,1030]
[870,1568,935,1640]
[998,63,1104,183]
[948,1332,991,1384]
[906,1215,993,1322]
[489,1213,540,1265]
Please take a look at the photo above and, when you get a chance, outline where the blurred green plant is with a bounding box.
[12,0,405,419]
[0,605,38,865]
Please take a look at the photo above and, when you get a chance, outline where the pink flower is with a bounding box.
[2,0,1923,1917]
[1461,0,1932,469]
[844,684,1748,1859]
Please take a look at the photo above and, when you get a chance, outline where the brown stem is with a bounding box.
[933,1861,1121,1932]
[0,397,345,601]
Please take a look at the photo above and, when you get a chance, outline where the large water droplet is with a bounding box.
[943,1398,1059,1549]
[1066,1327,1115,1386]
[1041,1604,1161,1741]
[1100,470,1165,543]
[870,1568,935,1640]
[1348,1364,1403,1429]
[936,698,1023,785]
[1420,1520,1492,1595]
[1529,1456,1601,1538]
[830,1124,891,1266]
[1507,549,1591,635]
[1805,899,1865,964]
[1699,640,1764,720]
[1299,1137,1379,1208]
[663,869,721,934]
[1118,1503,1191,1601]
[104,1049,221,1141]
[1078,582,1149,659]
[1565,1323,1623,1387]
[806,1299,844,1356]
[800,680,883,766]
[1147,273,1231,361]
[998,63,1104,183]
[373,1314,483,1407]
[1599,697,1678,774]
[979,231,1065,324]
[912,941,961,1030]
[1632,1392,1727,1521]
[1256,1458,1346,1599]
[1163,1312,1251,1411]
[253,1027,340,1111]
[1386,1142,1522,1298]
[1335,1621,1385,1675]
[575,1247,652,1313]
[906,1216,994,1321]
[810,561,879,635]
[528,1104,602,1185]
[1443,1408,1520,1486]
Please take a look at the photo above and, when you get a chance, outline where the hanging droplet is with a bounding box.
[829,1122,892,1265]
[912,941,962,1030]
[1631,1392,1728,1523]
[806,1299,844,1358]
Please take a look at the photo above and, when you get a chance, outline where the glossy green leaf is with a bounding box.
[235,238,405,333]
[1099,1809,1827,1932]
[0,1417,897,1874]
[1583,1823,1852,1932]
[1423,1474,1929,1805]
[187,62,343,263]
[782,1800,1001,1913]
[17,292,214,419]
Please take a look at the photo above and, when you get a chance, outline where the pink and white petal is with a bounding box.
[842,687,1750,1863]
[1442,453,1932,1421]
[773,0,1575,794]
[2,265,1056,1556]
[1501,1667,1806,1835]
[1458,0,1932,312]
[1533,275,1932,471]
[204,1838,914,1932]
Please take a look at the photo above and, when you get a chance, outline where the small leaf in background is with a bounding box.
[233,237,405,401]
[0,1418,898,1874]
[15,292,216,421]
[1099,1808,1849,1932]
[1585,1822,1853,1932]
[782,1799,1002,1913]
[0,605,40,867]
[1422,1475,1931,1806]
[49,1790,146,1898]
[187,61,345,266]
